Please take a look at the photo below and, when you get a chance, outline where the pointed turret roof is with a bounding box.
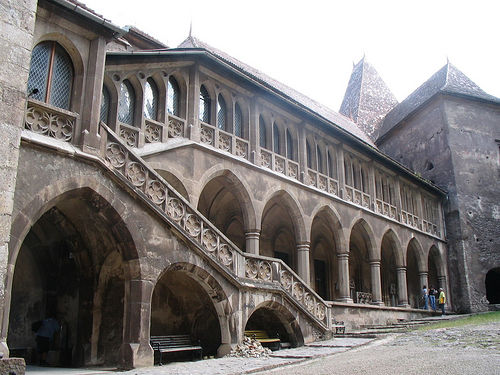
[377,62,500,142]
[177,36,374,145]
[339,57,398,141]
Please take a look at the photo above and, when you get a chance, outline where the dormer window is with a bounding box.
[27,41,73,110]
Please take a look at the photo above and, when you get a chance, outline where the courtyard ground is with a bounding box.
[26,313,500,375]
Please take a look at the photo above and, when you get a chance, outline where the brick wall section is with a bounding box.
[0,0,37,356]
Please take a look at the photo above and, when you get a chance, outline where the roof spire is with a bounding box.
[189,20,192,38]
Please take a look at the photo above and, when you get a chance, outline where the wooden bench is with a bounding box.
[150,335,202,365]
[333,320,345,334]
[244,330,281,350]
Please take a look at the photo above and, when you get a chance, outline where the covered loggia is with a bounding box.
[7,188,134,367]
[244,302,303,350]
[156,169,190,202]
[428,245,444,291]
[406,238,425,308]
[348,220,374,303]
[150,264,223,360]
[197,171,253,251]
[380,231,402,306]
[309,208,340,301]
[260,191,303,271]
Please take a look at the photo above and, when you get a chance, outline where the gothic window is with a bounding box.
[234,103,243,138]
[27,41,73,110]
[199,85,211,123]
[217,94,227,131]
[317,145,323,173]
[306,141,312,169]
[118,80,135,125]
[259,116,267,149]
[144,78,158,120]
[100,85,110,124]
[167,76,180,116]
[286,129,294,160]
[273,123,281,155]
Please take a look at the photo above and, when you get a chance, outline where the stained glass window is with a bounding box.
[100,86,110,124]
[259,116,267,148]
[27,41,73,110]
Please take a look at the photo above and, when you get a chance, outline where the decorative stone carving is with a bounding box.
[120,127,138,147]
[166,197,185,221]
[145,122,161,143]
[25,105,74,141]
[356,291,372,304]
[218,244,233,267]
[235,139,248,158]
[258,261,272,281]
[318,175,327,191]
[304,293,315,312]
[168,118,183,138]
[218,133,231,152]
[292,282,304,300]
[260,150,271,168]
[184,214,201,237]
[288,163,298,179]
[328,180,338,195]
[362,194,370,208]
[316,305,326,321]
[105,143,126,168]
[346,188,353,202]
[146,180,166,204]
[202,229,218,253]
[307,170,316,186]
[275,157,285,174]
[246,259,258,279]
[200,126,214,145]
[126,162,146,187]
[280,270,293,290]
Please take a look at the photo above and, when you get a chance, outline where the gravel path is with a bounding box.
[256,322,500,375]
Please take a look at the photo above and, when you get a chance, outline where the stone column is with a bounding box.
[437,275,448,306]
[0,0,37,358]
[336,253,352,303]
[419,271,429,290]
[245,230,260,255]
[120,279,154,369]
[297,124,307,184]
[248,99,258,164]
[81,36,106,154]
[396,267,410,307]
[337,146,346,199]
[187,64,200,142]
[296,242,310,285]
[370,260,384,305]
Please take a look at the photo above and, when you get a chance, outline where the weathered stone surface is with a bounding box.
[0,357,25,375]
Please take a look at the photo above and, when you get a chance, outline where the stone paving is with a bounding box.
[25,337,374,375]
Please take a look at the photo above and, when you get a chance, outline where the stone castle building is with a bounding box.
[0,0,498,369]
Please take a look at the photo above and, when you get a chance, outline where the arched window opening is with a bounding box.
[259,116,267,149]
[286,129,294,160]
[317,145,323,173]
[234,103,243,138]
[167,76,180,116]
[27,41,73,110]
[486,268,500,304]
[144,78,158,120]
[306,141,312,169]
[273,123,281,155]
[217,94,227,131]
[100,86,110,124]
[199,85,211,123]
[327,150,336,178]
[118,80,135,125]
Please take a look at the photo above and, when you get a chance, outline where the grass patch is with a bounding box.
[417,311,500,331]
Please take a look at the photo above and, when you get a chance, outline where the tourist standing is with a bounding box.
[422,285,428,310]
[438,288,446,316]
[35,316,60,365]
[429,286,437,311]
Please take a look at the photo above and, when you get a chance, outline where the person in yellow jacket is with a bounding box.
[438,288,446,316]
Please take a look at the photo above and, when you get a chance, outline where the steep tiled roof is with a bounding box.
[377,62,500,142]
[177,36,375,146]
[339,57,398,141]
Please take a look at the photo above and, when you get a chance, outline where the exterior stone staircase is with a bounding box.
[98,123,332,332]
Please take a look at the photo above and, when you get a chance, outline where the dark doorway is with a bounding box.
[314,260,327,299]
[485,268,500,304]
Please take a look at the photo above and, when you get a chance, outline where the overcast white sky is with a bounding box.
[82,0,500,110]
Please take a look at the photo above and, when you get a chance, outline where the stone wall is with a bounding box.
[0,0,37,357]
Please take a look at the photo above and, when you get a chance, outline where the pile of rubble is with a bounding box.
[225,336,272,358]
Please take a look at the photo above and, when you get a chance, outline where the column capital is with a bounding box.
[418,271,429,277]
[245,230,261,237]
[369,259,381,266]
[396,266,407,273]
[337,252,349,260]
[296,242,310,251]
